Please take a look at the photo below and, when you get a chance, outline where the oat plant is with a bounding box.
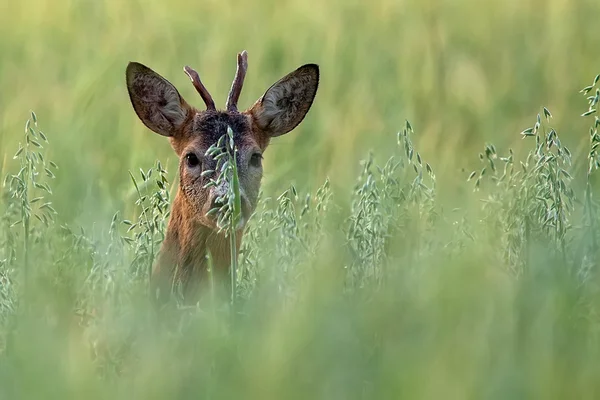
[122,160,171,282]
[204,127,243,306]
[346,120,436,288]
[472,107,574,274]
[579,73,600,276]
[2,111,58,289]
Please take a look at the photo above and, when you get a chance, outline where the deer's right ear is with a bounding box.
[247,64,319,138]
[126,62,193,137]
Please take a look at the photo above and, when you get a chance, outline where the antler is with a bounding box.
[226,50,248,112]
[183,65,216,110]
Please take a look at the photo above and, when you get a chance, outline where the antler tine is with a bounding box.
[226,50,248,112]
[183,65,216,110]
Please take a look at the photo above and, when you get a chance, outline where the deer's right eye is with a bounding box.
[186,153,200,168]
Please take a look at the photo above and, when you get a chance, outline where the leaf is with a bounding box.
[122,236,135,245]
[129,170,141,192]
[582,109,597,117]
[521,161,528,173]
[560,169,572,179]
[215,152,230,162]
[13,146,24,159]
[206,207,219,217]
[33,182,52,194]
[521,127,535,136]
[40,202,57,214]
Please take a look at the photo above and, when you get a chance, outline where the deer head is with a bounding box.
[125,51,319,304]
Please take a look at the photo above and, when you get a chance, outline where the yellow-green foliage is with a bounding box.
[1,0,599,212]
[1,0,600,398]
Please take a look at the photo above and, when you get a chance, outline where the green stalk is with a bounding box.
[129,171,154,281]
[23,215,29,292]
[22,139,31,295]
[228,132,242,308]
[229,227,237,307]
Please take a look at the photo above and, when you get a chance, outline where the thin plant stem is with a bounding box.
[129,171,154,281]
[229,136,242,308]
[229,228,237,307]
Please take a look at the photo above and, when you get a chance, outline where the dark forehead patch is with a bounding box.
[194,111,250,147]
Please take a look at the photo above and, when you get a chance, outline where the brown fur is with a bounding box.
[125,52,319,306]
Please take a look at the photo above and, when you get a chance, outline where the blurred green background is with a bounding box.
[1,0,599,226]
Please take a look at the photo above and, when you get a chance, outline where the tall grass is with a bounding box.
[2,0,600,397]
[1,71,600,397]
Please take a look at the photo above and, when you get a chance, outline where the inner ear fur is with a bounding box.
[248,63,319,138]
[126,62,194,137]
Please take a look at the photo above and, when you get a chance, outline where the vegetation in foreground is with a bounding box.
[0,73,600,399]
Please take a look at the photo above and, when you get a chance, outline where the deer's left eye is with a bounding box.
[186,153,200,168]
[250,152,263,168]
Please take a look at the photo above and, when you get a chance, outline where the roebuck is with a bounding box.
[125,51,319,306]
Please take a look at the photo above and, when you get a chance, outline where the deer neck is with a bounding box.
[171,191,243,272]
[151,190,242,304]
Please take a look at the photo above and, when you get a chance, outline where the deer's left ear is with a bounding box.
[126,62,194,137]
[247,64,319,137]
